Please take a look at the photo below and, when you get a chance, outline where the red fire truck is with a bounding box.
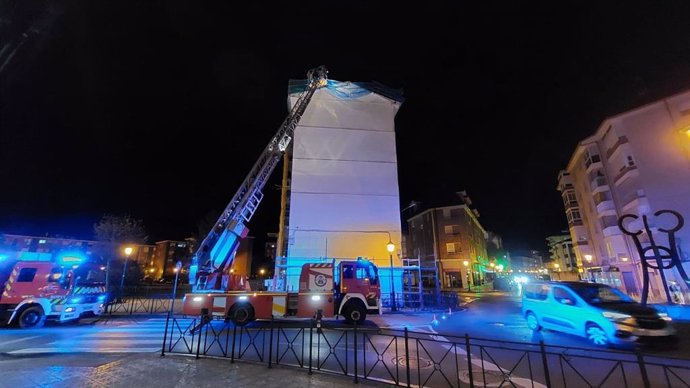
[183,259,381,325]
[183,66,381,325]
[0,257,107,328]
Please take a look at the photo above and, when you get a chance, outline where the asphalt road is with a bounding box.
[432,292,690,357]
[0,316,166,355]
[1,301,690,387]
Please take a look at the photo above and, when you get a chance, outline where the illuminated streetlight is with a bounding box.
[584,254,593,263]
[259,268,266,275]
[686,128,690,139]
[119,246,134,296]
[387,240,397,312]
[554,263,560,271]
[490,262,495,268]
[621,257,629,262]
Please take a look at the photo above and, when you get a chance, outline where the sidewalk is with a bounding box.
[0,352,394,388]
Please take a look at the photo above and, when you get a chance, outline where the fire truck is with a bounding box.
[0,256,107,328]
[183,259,380,325]
[182,66,381,325]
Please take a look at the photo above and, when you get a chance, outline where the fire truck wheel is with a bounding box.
[18,306,45,329]
[230,304,254,326]
[343,301,366,325]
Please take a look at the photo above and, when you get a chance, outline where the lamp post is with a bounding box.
[387,240,397,312]
[463,260,470,292]
[120,247,133,291]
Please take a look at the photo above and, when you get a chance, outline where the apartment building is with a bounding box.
[557,89,690,301]
[407,204,488,290]
[545,234,579,273]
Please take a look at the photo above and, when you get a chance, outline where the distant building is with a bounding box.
[0,233,155,268]
[557,88,690,300]
[0,233,196,281]
[152,239,192,279]
[545,234,578,273]
[407,202,488,290]
[510,250,544,272]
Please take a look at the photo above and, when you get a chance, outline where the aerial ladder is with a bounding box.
[189,66,328,292]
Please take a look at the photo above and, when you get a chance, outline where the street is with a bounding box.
[1,298,690,387]
[0,316,166,355]
[433,292,690,357]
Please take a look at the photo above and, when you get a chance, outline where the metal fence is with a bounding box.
[160,314,690,387]
[103,285,188,315]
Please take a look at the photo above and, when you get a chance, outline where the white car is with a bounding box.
[521,281,676,347]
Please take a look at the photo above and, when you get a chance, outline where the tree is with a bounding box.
[93,214,148,293]
[93,214,148,244]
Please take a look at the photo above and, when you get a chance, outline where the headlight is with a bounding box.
[659,312,673,321]
[192,296,203,302]
[602,311,632,321]
[65,307,76,313]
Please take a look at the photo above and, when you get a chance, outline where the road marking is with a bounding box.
[8,347,159,354]
[52,339,163,345]
[0,335,42,347]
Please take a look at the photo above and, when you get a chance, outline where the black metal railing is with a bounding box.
[160,315,690,387]
[103,285,189,315]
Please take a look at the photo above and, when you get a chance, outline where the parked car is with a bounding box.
[521,281,677,347]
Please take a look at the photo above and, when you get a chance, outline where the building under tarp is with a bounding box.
[275,79,405,293]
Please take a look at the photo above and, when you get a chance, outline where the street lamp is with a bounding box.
[584,254,593,263]
[463,260,470,291]
[120,246,133,291]
[387,240,397,312]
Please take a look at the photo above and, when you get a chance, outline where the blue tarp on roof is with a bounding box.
[288,79,405,104]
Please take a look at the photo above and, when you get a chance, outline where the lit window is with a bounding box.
[446,243,456,254]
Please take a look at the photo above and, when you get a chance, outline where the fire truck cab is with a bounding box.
[0,258,107,328]
[183,259,381,325]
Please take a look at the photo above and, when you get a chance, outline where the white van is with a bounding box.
[521,281,676,347]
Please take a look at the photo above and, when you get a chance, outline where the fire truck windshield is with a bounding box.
[356,261,378,285]
[74,265,106,285]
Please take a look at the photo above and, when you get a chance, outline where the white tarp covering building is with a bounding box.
[281,79,404,290]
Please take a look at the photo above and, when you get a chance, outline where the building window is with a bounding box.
[566,208,582,224]
[562,190,577,207]
[584,149,601,169]
[626,155,636,167]
[446,243,457,254]
[444,225,459,235]
[442,209,451,219]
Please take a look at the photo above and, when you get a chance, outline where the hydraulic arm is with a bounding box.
[190,66,328,291]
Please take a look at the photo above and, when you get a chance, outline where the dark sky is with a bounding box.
[3,1,690,254]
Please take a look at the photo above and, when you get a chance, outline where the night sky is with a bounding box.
[3,2,690,255]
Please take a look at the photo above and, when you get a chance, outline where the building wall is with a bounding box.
[407,205,488,290]
[546,234,578,273]
[285,82,403,273]
[559,89,690,301]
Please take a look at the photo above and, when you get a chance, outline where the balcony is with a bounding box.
[605,136,629,159]
[585,154,602,173]
[590,176,609,193]
[622,191,649,213]
[614,165,639,185]
[596,199,616,216]
[603,225,622,237]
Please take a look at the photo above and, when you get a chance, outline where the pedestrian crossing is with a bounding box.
[7,318,180,355]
